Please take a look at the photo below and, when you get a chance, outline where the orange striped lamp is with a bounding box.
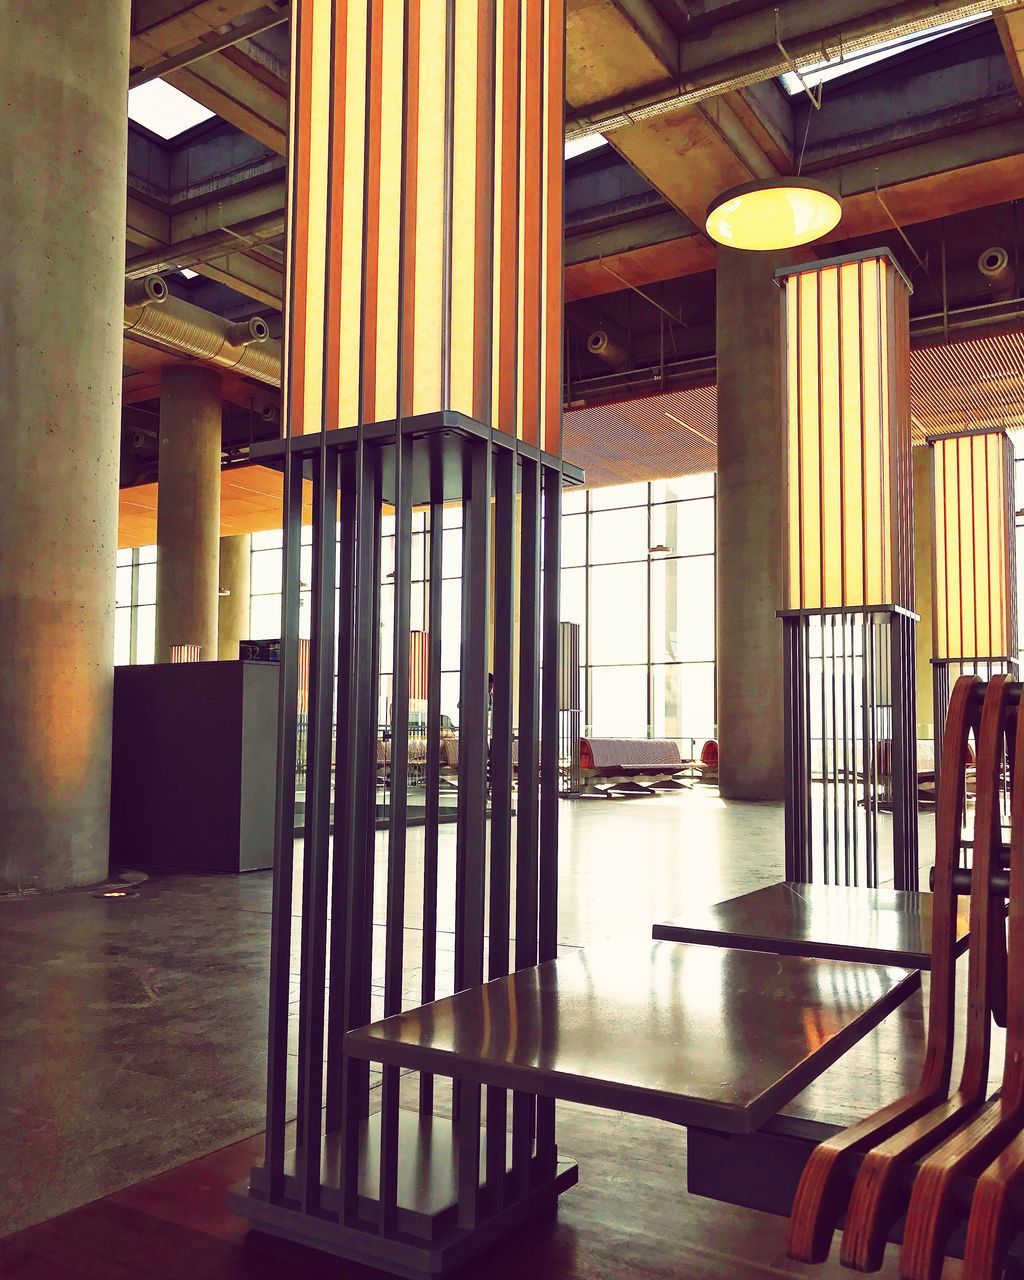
[778,250,914,611]
[285,0,564,452]
[930,430,1017,663]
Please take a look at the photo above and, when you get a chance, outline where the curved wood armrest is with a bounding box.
[899,1098,1017,1280]
[963,1136,1024,1280]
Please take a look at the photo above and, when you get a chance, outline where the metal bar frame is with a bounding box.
[241,417,576,1275]
[781,604,919,889]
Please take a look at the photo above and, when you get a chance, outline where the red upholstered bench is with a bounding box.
[579,736,688,796]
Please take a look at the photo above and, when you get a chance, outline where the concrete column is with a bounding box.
[913,445,936,741]
[0,2,130,892]
[218,534,252,660]
[715,247,797,801]
[155,365,223,662]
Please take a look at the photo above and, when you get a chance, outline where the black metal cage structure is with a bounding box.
[231,411,581,1276]
[782,605,919,890]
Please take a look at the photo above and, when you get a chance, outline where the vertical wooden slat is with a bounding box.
[517,0,543,443]
[542,0,565,456]
[494,0,521,433]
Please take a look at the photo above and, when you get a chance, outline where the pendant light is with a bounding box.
[705,178,841,252]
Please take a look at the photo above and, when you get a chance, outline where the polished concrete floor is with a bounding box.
[0,789,948,1271]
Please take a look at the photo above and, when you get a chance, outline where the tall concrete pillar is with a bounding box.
[218,534,252,660]
[913,445,935,741]
[716,247,796,800]
[0,2,130,892]
[155,365,223,662]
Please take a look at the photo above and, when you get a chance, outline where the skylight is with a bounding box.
[128,81,214,138]
[565,133,608,160]
[779,12,990,95]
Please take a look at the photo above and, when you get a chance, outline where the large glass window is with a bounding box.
[241,473,718,752]
[562,475,717,753]
[114,544,157,665]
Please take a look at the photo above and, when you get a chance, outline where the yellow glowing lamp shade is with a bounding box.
[705,179,842,251]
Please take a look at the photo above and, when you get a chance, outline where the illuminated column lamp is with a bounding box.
[169,644,202,663]
[286,0,563,450]
[776,249,918,890]
[236,2,578,1276]
[930,429,1017,771]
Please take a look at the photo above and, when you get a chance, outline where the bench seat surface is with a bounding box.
[652,882,971,970]
[346,941,918,1135]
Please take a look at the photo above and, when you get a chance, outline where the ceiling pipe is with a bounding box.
[123,277,282,387]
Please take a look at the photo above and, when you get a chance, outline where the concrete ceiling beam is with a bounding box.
[164,50,287,152]
[192,250,282,307]
[168,178,285,240]
[996,5,1024,99]
[130,5,289,86]
[567,0,681,118]
[567,0,1011,132]
[130,0,265,64]
[609,0,681,74]
[126,197,171,251]
[124,211,284,308]
[604,97,777,229]
[126,203,283,307]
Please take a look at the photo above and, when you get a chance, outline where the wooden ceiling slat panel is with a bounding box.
[117,462,313,548]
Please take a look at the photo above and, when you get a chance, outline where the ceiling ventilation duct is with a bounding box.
[123,276,282,386]
[587,329,628,370]
[978,246,1015,298]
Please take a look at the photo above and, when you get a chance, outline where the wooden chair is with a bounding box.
[895,686,1020,1280]
[786,674,983,1265]
[835,675,1009,1271]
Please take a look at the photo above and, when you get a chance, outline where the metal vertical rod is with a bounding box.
[419,445,445,1115]
[380,421,414,1233]
[783,618,801,881]
[539,463,561,963]
[513,453,542,1183]
[455,437,492,992]
[298,446,340,1213]
[489,448,516,981]
[845,614,857,886]
[819,615,829,885]
[486,446,516,1202]
[453,436,492,1218]
[862,613,875,888]
[516,455,542,968]
[326,451,357,1131]
[264,446,303,1202]
[338,447,381,1223]
[802,617,813,882]
[829,613,839,885]
[537,460,561,1171]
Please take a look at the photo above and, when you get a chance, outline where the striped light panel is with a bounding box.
[408,629,429,702]
[286,0,565,452]
[779,252,913,612]
[932,430,1017,661]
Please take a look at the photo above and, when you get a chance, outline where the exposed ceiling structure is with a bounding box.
[564,329,1024,488]
[117,0,1024,538]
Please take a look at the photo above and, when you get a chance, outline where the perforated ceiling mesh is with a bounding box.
[564,329,1024,488]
